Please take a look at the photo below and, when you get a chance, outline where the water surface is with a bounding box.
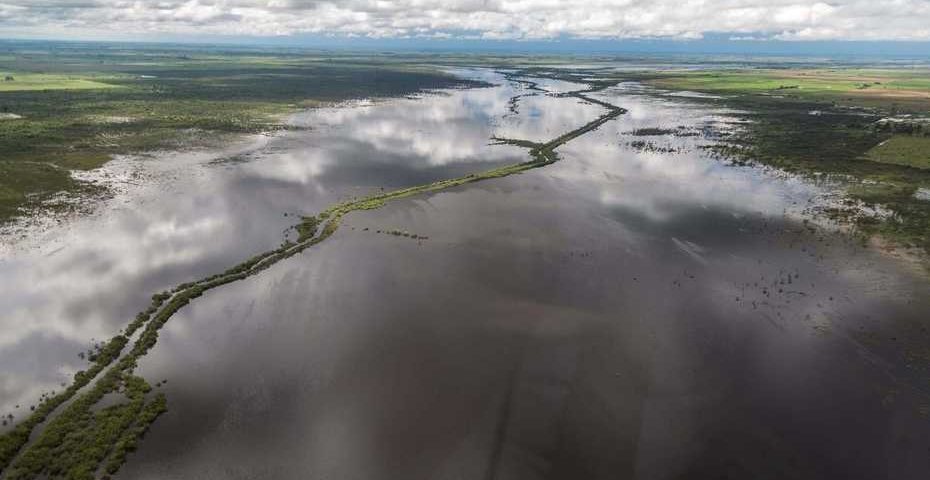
[3,71,930,480]
[0,70,542,415]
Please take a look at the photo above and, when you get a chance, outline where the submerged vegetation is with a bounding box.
[632,68,930,257]
[0,291,170,476]
[0,69,625,478]
[377,229,429,241]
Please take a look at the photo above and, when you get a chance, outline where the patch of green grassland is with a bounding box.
[648,68,930,112]
[0,162,77,220]
[0,73,122,92]
[865,135,930,169]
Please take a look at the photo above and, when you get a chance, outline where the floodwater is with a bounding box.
[0,70,529,414]
[3,70,930,479]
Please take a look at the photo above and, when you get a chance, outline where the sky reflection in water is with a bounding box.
[0,70,579,414]
[2,70,930,480]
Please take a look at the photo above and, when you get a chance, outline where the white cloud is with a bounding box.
[0,0,929,41]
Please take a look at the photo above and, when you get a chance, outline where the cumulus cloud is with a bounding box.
[0,0,928,41]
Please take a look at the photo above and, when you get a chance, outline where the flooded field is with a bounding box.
[3,70,930,479]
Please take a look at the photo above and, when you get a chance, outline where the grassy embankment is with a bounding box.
[0,74,624,479]
[0,46,481,223]
[645,68,930,255]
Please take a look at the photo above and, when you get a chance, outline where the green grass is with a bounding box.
[653,72,852,93]
[865,135,930,169]
[0,73,121,92]
[0,161,75,218]
[648,68,930,112]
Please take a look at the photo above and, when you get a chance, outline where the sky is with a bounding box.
[1,1,930,51]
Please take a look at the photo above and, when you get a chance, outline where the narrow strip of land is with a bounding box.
[0,73,625,479]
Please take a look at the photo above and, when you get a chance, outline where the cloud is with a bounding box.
[0,0,929,41]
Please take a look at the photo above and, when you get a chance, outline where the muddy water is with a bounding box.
[5,71,930,479]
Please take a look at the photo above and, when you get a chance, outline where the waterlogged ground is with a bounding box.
[3,70,930,479]
[0,70,529,415]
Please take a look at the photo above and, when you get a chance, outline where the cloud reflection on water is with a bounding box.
[0,70,592,414]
